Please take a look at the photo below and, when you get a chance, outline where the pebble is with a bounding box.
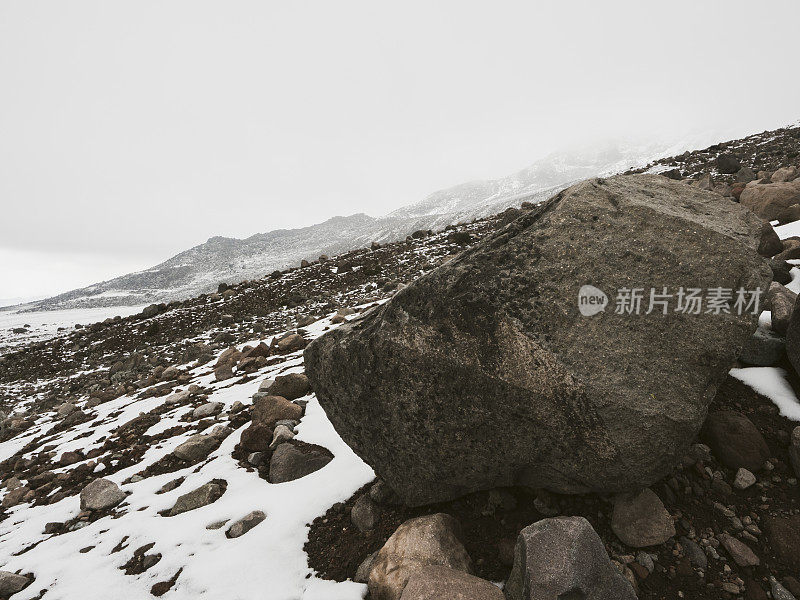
[734,468,756,490]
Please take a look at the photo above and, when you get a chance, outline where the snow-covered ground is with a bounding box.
[0,305,146,355]
[0,309,374,600]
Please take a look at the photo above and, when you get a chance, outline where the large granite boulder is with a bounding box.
[305,174,771,506]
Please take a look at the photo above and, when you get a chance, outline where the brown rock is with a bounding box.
[611,488,675,547]
[252,395,303,427]
[701,411,769,472]
[758,223,783,257]
[767,281,797,334]
[399,566,503,600]
[719,533,760,567]
[740,180,800,220]
[764,514,800,571]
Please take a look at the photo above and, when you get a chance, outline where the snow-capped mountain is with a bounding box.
[28,139,706,310]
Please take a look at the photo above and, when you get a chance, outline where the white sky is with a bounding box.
[1,0,799,301]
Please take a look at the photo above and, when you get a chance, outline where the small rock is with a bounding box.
[264,373,311,400]
[611,488,675,548]
[399,565,504,600]
[767,282,797,335]
[718,533,760,567]
[354,551,378,583]
[771,577,797,600]
[79,478,126,511]
[173,434,218,462]
[226,510,266,538]
[739,327,785,367]
[168,481,225,516]
[269,441,333,483]
[0,571,30,596]
[351,494,379,533]
[193,402,223,419]
[734,468,756,490]
[679,536,707,570]
[701,411,770,472]
[252,395,303,428]
[269,424,295,449]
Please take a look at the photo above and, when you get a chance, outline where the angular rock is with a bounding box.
[265,373,311,400]
[355,551,378,584]
[611,488,675,547]
[767,282,797,335]
[719,533,760,567]
[168,481,225,516]
[505,516,636,600]
[214,363,234,382]
[701,411,769,472]
[740,180,800,220]
[369,513,472,600]
[351,494,379,533]
[275,333,306,353]
[733,467,756,490]
[252,395,302,427]
[193,402,223,419]
[770,577,797,600]
[776,204,800,225]
[772,166,799,183]
[776,238,800,262]
[0,571,30,596]
[80,478,126,511]
[758,222,783,257]
[738,327,785,367]
[269,441,333,483]
[717,154,742,174]
[305,174,771,505]
[679,536,707,570]
[770,259,793,285]
[173,434,219,462]
[226,510,266,538]
[239,423,273,453]
[400,566,503,600]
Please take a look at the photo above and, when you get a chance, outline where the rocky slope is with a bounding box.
[1,131,800,599]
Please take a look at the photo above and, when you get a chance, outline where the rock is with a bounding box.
[193,402,223,419]
[739,327,785,367]
[740,180,800,220]
[141,304,160,319]
[736,167,757,183]
[758,222,783,257]
[351,494,379,533]
[693,173,715,190]
[79,478,126,511]
[305,174,770,505]
[57,402,77,418]
[679,536,707,570]
[767,282,797,334]
[59,451,83,466]
[275,333,306,353]
[226,510,266,538]
[776,204,800,225]
[265,373,311,400]
[776,238,800,262]
[161,365,179,380]
[252,395,303,427]
[269,441,333,483]
[0,571,30,596]
[355,551,378,584]
[717,154,742,174]
[701,411,769,472]
[783,577,800,599]
[1,486,30,508]
[505,516,636,600]
[772,166,799,183]
[718,533,760,567]
[770,259,793,285]
[214,363,234,382]
[764,514,800,571]
[173,434,219,462]
[368,513,472,600]
[610,488,675,547]
[789,426,800,478]
[399,566,503,600]
[771,577,797,600]
[239,423,273,452]
[168,481,225,516]
[269,424,295,449]
[734,467,756,490]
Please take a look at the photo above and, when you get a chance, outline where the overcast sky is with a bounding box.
[1,0,799,302]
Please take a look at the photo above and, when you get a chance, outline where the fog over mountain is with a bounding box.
[26,136,714,310]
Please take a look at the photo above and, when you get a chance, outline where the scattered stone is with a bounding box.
[740,180,800,220]
[776,204,800,225]
[275,333,306,353]
[718,533,760,567]
[269,441,333,483]
[717,153,742,174]
[239,423,273,453]
[739,327,785,367]
[701,411,770,472]
[265,373,311,400]
[350,494,379,533]
[269,424,295,449]
[771,577,797,600]
[767,282,797,334]
[168,481,225,516]
[0,571,30,596]
[734,467,757,490]
[764,514,800,571]
[679,536,707,570]
[57,402,77,418]
[305,174,771,505]
[772,166,799,183]
[505,516,636,600]
[399,565,503,600]
[214,363,234,382]
[611,488,675,547]
[368,513,472,600]
[354,551,378,584]
[173,434,219,462]
[193,402,223,419]
[758,222,783,257]
[80,478,126,511]
[252,395,303,427]
[226,510,266,538]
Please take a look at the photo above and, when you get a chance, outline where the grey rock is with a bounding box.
[679,536,707,569]
[79,478,126,511]
[0,571,30,596]
[702,411,769,472]
[505,516,636,600]
[351,494,379,533]
[719,533,760,567]
[305,174,770,505]
[168,482,225,516]
[771,576,798,600]
[193,402,223,419]
[265,373,311,400]
[733,467,756,490]
[269,441,333,483]
[354,550,378,583]
[611,488,675,547]
[739,327,785,366]
[269,424,295,449]
[226,510,266,538]
[173,434,218,462]
[369,513,472,600]
[767,282,797,334]
[400,566,503,600]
